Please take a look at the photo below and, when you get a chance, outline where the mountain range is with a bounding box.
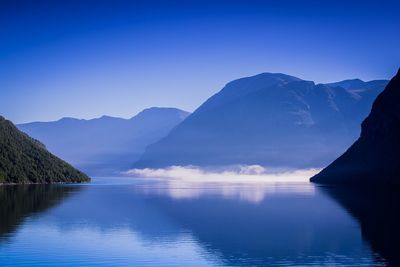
[134,73,388,169]
[18,107,189,175]
[17,73,389,173]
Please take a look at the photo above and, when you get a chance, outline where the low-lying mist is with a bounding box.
[126,165,319,183]
[125,165,319,203]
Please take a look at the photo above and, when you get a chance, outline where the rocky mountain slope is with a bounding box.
[311,69,400,184]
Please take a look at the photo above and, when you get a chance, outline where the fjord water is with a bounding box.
[0,178,390,266]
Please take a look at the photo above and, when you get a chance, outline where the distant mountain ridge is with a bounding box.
[311,69,400,184]
[326,78,387,90]
[133,73,388,169]
[0,116,90,184]
[18,107,189,175]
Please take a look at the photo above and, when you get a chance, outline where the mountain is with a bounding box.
[0,116,90,184]
[311,69,400,185]
[133,73,388,169]
[326,79,387,90]
[18,107,189,175]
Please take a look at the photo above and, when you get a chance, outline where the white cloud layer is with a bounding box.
[125,165,320,203]
[126,165,319,183]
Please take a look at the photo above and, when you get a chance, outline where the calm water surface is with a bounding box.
[0,177,394,266]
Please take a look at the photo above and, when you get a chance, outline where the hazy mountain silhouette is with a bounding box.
[134,73,388,168]
[311,69,400,184]
[18,108,189,175]
[0,116,90,184]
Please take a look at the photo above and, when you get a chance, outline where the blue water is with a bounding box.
[0,177,388,266]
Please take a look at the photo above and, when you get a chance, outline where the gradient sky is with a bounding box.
[1,0,399,123]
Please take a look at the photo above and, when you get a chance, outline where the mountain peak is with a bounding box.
[132,107,190,120]
[254,72,302,80]
[58,117,81,122]
[140,106,187,113]
[226,72,303,87]
[96,115,125,121]
[326,79,365,89]
[344,78,364,82]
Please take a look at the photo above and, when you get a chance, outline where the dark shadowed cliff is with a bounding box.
[311,69,400,184]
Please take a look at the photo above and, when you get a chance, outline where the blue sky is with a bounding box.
[1,0,399,123]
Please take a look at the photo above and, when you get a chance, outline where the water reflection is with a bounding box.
[140,183,377,266]
[0,178,387,266]
[139,180,315,203]
[322,186,400,266]
[0,185,80,241]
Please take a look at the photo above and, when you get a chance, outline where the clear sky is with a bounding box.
[1,0,399,123]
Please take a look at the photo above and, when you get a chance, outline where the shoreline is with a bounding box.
[0,181,91,186]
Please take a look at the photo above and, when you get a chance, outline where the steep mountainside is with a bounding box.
[18,107,189,175]
[0,116,90,184]
[311,69,400,185]
[134,73,387,168]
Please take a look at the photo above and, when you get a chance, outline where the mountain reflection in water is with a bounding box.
[322,186,400,266]
[0,185,81,241]
[0,177,392,266]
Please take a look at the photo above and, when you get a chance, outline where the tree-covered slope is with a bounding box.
[0,116,90,184]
